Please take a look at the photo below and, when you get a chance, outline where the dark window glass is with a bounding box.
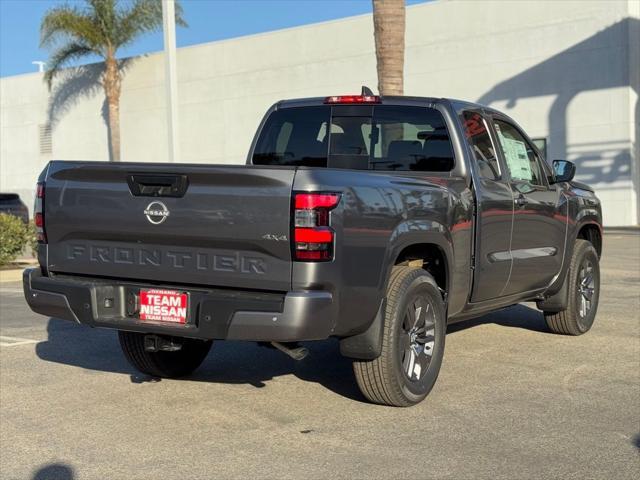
[329,116,371,156]
[0,194,20,202]
[252,106,330,167]
[252,105,454,172]
[532,138,547,160]
[493,120,544,186]
[461,111,501,180]
[369,106,454,172]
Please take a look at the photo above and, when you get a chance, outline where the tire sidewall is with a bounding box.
[390,272,446,403]
[571,245,600,333]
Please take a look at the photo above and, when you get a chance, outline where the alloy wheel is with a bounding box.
[399,298,436,381]
[578,258,595,320]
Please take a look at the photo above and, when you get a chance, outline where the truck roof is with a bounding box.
[274,95,500,115]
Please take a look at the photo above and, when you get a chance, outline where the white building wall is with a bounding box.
[1,0,637,225]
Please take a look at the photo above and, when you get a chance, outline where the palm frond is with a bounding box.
[40,4,104,51]
[115,0,187,49]
[44,42,96,89]
[41,0,188,89]
[174,1,188,28]
[88,0,117,47]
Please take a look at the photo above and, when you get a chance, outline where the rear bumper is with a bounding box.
[23,268,334,342]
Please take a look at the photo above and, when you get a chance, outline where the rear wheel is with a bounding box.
[118,331,212,378]
[544,239,600,335]
[353,266,446,407]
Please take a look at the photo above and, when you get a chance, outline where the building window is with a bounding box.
[532,137,547,160]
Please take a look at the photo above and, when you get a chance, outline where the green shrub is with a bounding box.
[26,221,38,255]
[0,213,32,266]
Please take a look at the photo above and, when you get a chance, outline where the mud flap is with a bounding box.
[536,271,569,312]
[339,299,385,360]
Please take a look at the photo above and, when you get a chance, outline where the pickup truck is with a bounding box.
[23,92,603,407]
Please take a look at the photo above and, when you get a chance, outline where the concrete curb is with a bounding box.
[604,227,639,235]
[0,268,25,283]
[0,260,35,283]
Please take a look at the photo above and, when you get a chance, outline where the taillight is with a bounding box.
[34,182,46,243]
[323,95,381,104]
[293,192,340,261]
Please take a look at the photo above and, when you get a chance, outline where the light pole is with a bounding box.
[162,0,179,163]
[32,61,46,72]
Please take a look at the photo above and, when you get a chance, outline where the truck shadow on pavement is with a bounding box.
[34,318,364,401]
[35,304,548,403]
[35,320,133,375]
[447,303,552,335]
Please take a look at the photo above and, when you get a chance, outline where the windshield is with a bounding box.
[252,105,454,172]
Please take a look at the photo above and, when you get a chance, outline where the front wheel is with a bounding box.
[544,239,601,335]
[118,331,212,378]
[353,266,446,407]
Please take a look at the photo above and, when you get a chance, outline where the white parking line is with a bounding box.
[0,336,38,347]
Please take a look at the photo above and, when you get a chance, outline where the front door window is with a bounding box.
[493,119,545,186]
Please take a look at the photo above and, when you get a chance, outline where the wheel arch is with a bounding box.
[341,233,452,361]
[378,220,453,300]
[538,221,602,313]
[576,222,602,258]
[391,242,449,300]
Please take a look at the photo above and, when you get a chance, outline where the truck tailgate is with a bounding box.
[43,162,294,291]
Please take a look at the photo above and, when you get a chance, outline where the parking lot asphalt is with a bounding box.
[1,233,639,480]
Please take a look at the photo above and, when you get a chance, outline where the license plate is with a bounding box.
[138,289,188,324]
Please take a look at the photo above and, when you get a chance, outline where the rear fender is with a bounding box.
[379,220,453,296]
[341,222,452,360]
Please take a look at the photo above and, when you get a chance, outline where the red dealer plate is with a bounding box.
[138,289,188,324]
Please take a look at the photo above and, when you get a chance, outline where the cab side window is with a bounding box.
[367,106,455,172]
[461,111,501,180]
[493,119,545,186]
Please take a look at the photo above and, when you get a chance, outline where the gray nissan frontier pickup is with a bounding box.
[24,91,603,406]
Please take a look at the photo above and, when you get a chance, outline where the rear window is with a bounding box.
[0,194,20,202]
[252,106,331,167]
[252,105,454,172]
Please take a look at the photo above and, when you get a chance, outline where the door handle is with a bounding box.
[515,195,527,207]
[127,174,189,198]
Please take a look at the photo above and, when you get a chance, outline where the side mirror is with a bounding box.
[552,159,576,183]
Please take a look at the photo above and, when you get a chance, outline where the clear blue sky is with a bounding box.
[0,0,428,77]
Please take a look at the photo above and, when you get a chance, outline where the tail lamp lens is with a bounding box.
[293,192,340,262]
[34,182,46,243]
[295,193,341,209]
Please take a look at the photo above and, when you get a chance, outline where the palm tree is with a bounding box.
[372,0,406,95]
[40,0,186,161]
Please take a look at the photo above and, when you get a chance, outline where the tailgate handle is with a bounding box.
[127,174,189,198]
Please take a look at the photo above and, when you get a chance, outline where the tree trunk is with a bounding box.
[103,54,122,162]
[372,0,406,96]
[107,95,121,162]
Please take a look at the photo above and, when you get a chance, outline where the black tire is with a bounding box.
[353,266,446,407]
[544,239,600,335]
[118,331,212,378]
